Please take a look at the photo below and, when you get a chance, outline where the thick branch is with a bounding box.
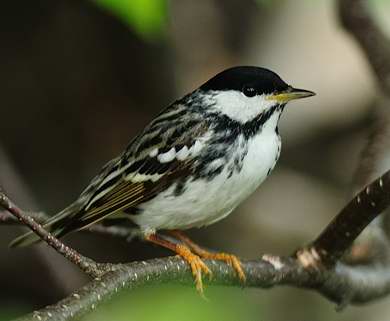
[310,171,390,266]
[338,0,390,94]
[13,256,390,321]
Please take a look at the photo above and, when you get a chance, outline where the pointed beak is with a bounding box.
[267,86,316,104]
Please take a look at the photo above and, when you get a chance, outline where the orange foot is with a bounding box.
[145,233,211,294]
[168,230,246,283]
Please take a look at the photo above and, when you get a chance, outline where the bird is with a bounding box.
[11,66,315,293]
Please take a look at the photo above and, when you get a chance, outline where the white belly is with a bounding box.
[132,115,281,234]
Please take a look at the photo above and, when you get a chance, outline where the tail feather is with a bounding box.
[9,203,80,248]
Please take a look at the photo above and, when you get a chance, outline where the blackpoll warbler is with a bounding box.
[11,66,315,293]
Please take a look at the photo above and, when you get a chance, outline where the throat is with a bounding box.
[241,105,282,138]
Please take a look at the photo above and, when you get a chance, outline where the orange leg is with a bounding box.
[168,230,246,283]
[145,233,211,294]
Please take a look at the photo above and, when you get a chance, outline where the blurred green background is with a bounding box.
[1,0,390,320]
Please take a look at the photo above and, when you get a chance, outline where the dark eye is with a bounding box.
[242,85,256,97]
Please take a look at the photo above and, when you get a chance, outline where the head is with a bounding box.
[199,66,315,124]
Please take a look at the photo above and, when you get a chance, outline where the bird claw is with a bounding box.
[189,255,212,293]
[167,231,245,285]
[226,255,246,283]
[209,253,246,283]
[175,244,212,295]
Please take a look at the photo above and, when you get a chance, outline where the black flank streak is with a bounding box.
[173,179,187,196]
[205,165,224,181]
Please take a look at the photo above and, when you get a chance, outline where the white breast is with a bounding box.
[133,112,282,235]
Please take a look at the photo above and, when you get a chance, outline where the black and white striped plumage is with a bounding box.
[11,66,315,247]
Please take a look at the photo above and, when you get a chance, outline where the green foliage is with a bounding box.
[0,304,32,321]
[82,285,259,321]
[93,0,167,41]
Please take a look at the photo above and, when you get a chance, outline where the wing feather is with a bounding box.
[77,160,194,227]
[67,118,208,231]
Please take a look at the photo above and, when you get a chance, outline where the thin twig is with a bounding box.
[0,210,48,225]
[0,207,135,240]
[0,191,112,278]
[0,209,15,222]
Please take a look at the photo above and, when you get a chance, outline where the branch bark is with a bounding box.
[0,208,135,240]
[0,191,112,278]
[13,256,390,321]
[310,172,390,266]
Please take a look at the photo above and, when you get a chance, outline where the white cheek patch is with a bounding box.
[211,91,278,123]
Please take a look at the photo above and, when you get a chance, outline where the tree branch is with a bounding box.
[308,172,390,266]
[0,207,135,240]
[0,167,388,321]
[13,255,390,321]
[0,191,112,278]
[0,209,48,225]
